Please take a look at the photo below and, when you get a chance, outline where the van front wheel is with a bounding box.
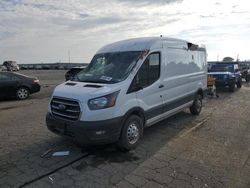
[190,94,202,115]
[118,115,143,151]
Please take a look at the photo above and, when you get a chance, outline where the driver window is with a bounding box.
[136,52,160,88]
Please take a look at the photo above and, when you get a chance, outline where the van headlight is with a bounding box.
[88,91,120,110]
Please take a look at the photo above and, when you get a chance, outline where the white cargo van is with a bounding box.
[46,37,207,150]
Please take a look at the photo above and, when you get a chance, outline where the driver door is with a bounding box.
[129,52,163,123]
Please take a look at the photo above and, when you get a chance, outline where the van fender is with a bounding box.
[121,107,146,126]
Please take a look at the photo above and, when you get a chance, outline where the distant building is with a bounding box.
[18,62,88,70]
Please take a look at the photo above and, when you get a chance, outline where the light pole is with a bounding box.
[68,50,71,64]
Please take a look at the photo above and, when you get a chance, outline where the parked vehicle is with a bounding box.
[34,65,43,70]
[0,65,7,71]
[65,66,86,81]
[42,65,50,70]
[0,72,40,100]
[28,65,34,70]
[240,67,250,83]
[19,65,28,70]
[208,63,242,92]
[46,37,207,150]
[3,61,19,71]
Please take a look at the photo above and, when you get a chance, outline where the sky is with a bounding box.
[0,0,250,64]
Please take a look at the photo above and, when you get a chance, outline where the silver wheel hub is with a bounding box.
[127,122,139,145]
[196,99,202,111]
[18,89,28,99]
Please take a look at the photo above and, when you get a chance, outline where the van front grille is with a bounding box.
[51,97,80,121]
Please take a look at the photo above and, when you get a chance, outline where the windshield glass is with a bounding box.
[76,51,142,83]
[210,65,233,72]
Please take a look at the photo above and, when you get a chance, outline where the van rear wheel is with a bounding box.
[190,94,202,115]
[118,115,143,151]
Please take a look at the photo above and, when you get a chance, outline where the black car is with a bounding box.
[65,66,86,81]
[0,71,40,100]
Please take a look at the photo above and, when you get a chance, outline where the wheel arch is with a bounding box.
[196,88,204,99]
[17,85,31,92]
[121,107,146,128]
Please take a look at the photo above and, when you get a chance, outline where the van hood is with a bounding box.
[53,81,121,102]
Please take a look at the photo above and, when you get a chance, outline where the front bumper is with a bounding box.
[215,80,228,87]
[46,113,123,145]
[215,79,234,87]
[30,84,41,94]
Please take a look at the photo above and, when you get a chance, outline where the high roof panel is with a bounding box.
[97,37,188,53]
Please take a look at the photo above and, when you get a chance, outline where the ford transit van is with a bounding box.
[46,37,207,150]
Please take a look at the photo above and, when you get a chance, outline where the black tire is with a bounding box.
[16,87,30,100]
[117,115,143,151]
[228,80,235,92]
[190,94,202,115]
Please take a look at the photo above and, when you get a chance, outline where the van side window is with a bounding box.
[128,52,160,93]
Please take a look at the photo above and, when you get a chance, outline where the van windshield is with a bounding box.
[76,51,142,83]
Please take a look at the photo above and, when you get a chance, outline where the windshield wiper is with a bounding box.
[95,80,116,84]
[76,79,116,84]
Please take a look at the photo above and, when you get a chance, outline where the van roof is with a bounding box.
[97,37,190,54]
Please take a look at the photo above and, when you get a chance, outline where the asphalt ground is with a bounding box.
[0,70,250,188]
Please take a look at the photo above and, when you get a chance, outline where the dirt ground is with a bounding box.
[0,70,250,188]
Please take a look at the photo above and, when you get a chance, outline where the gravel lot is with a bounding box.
[0,70,250,188]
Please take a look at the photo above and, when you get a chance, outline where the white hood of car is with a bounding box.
[53,81,122,102]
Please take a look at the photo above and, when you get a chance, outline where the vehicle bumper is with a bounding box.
[30,84,41,93]
[215,80,228,87]
[46,113,123,145]
[215,80,234,87]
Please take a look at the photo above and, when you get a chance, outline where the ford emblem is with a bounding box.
[58,104,66,111]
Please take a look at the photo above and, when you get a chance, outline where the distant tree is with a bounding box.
[222,57,234,62]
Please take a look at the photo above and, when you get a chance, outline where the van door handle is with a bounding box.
[159,84,164,88]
